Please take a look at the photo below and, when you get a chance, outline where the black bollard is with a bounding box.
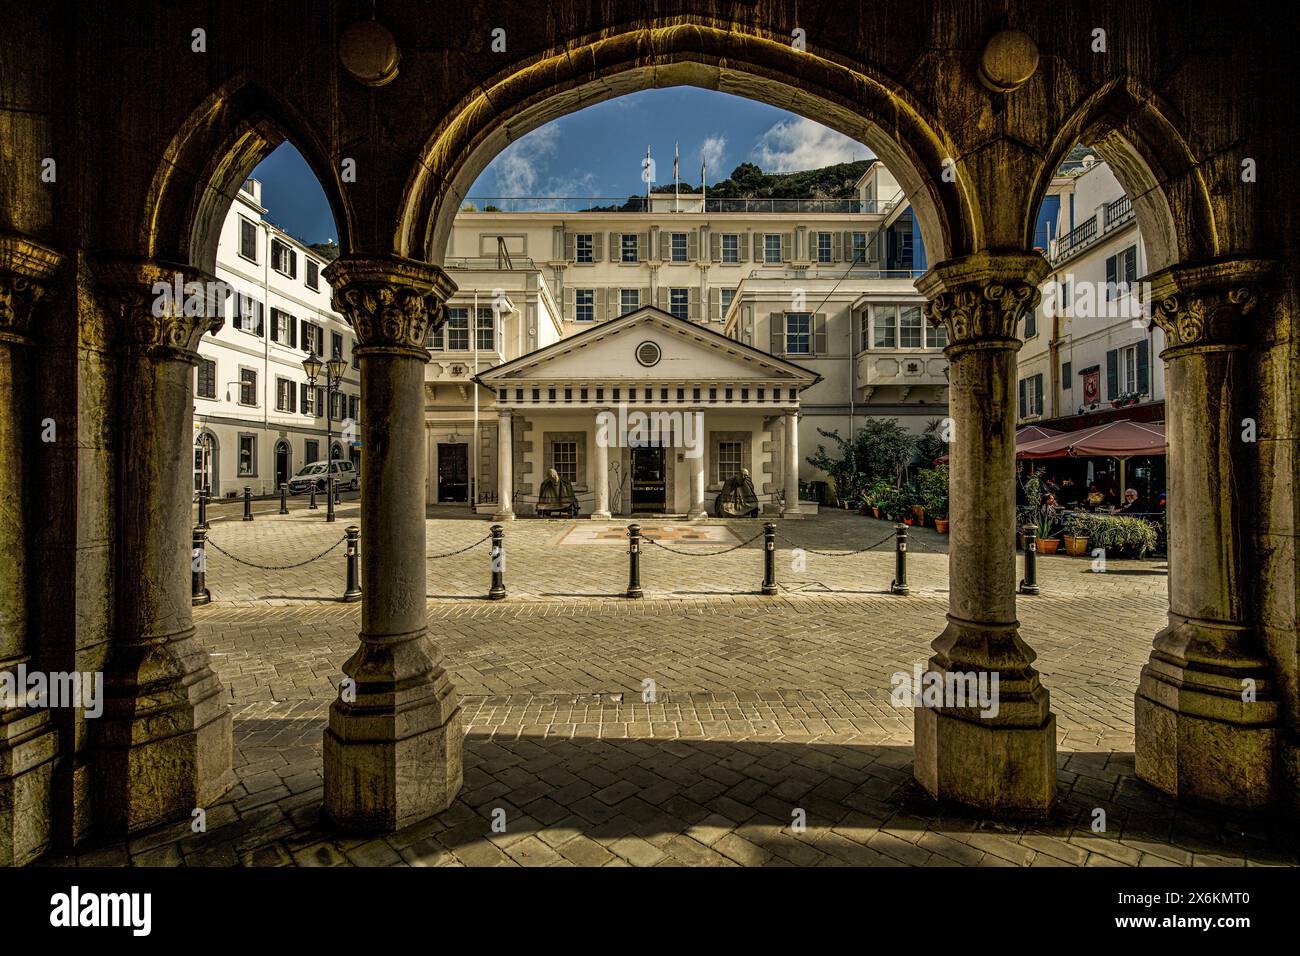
[242,486,254,521]
[309,483,318,510]
[1019,524,1040,595]
[761,521,777,595]
[625,523,643,599]
[197,490,209,530]
[342,526,362,602]
[191,527,211,606]
[890,523,910,595]
[279,483,289,515]
[326,474,337,523]
[488,524,507,600]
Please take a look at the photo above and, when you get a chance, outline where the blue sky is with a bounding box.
[250,88,873,245]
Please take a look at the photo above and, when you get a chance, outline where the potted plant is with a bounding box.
[1089,515,1158,557]
[916,466,950,533]
[863,477,895,520]
[1035,512,1061,554]
[1062,513,1093,556]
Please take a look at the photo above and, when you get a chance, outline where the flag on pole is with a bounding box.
[644,145,651,206]
[701,153,707,205]
[674,142,680,212]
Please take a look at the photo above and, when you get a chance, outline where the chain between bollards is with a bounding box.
[1019,524,1040,595]
[625,523,643,599]
[889,523,910,595]
[242,486,253,522]
[279,483,289,515]
[191,527,210,606]
[488,524,507,600]
[341,525,362,602]
[761,521,777,595]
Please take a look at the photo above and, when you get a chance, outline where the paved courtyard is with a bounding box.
[48,507,1297,867]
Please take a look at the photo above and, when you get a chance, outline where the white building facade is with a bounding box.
[430,161,946,514]
[193,179,361,498]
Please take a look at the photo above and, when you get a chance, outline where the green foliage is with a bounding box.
[914,419,947,468]
[806,419,918,505]
[1088,515,1158,556]
[914,465,949,518]
[1062,513,1095,538]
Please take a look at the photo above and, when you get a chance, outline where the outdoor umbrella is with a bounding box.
[1016,420,1166,499]
[934,425,1064,464]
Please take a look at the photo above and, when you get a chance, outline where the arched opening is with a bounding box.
[194,429,219,497]
[274,439,292,489]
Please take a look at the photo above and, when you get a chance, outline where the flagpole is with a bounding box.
[645,145,651,210]
[674,141,679,213]
[701,155,707,209]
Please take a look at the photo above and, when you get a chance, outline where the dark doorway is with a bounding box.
[631,447,666,512]
[275,441,291,489]
[438,443,469,502]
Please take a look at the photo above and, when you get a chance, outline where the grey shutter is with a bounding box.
[739,233,750,261]
[658,231,669,262]
[289,382,297,413]
[1034,374,1044,415]
[591,233,603,261]
[711,288,721,321]
[781,232,793,262]
[564,287,574,320]
[831,232,842,262]
[709,232,721,262]
[687,229,699,261]
[608,232,619,262]
[592,288,603,323]
[842,231,854,262]
[689,288,700,321]
[269,309,279,343]
[289,318,297,349]
[641,287,652,311]
[770,313,784,355]
[1137,339,1150,394]
[1124,246,1138,287]
[607,287,618,317]
[300,382,308,413]
[812,314,827,354]
[1105,254,1118,300]
[656,286,667,311]
[1019,379,1027,419]
[255,301,264,336]
[1106,348,1118,398]
[564,232,576,261]
[637,232,649,262]
[300,319,309,352]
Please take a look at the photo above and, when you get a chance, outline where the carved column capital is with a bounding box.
[322,255,457,359]
[1147,258,1275,350]
[94,258,226,363]
[916,252,1050,348]
[0,233,64,347]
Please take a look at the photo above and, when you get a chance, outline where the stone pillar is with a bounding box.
[782,409,800,517]
[494,409,515,521]
[92,259,235,834]
[592,408,611,519]
[321,256,462,831]
[1135,259,1279,808]
[912,252,1056,815]
[688,410,707,519]
[0,235,62,864]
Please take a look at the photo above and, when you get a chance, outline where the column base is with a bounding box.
[0,709,59,866]
[491,511,515,522]
[93,628,234,835]
[1134,615,1279,809]
[688,510,708,521]
[323,635,464,832]
[911,616,1057,816]
[590,511,612,520]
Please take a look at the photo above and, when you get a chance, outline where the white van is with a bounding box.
[287,459,358,494]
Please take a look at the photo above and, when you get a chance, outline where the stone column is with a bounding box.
[782,409,800,517]
[494,409,515,521]
[0,235,62,864]
[592,408,611,519]
[912,252,1055,814]
[1135,259,1279,808]
[92,259,235,834]
[321,256,462,831]
[688,409,707,519]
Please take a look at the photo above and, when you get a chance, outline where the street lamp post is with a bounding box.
[303,351,350,523]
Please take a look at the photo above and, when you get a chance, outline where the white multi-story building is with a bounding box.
[429,161,945,515]
[192,179,361,498]
[1019,154,1165,429]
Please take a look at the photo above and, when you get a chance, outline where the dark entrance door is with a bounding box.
[275,441,291,489]
[631,447,666,512]
[437,443,469,502]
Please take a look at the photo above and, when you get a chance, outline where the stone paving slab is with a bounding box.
[41,509,1293,868]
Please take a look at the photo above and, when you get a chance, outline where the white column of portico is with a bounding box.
[494,408,514,520]
[782,408,800,517]
[688,406,707,519]
[592,407,611,519]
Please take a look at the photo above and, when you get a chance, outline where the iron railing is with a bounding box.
[461,196,896,215]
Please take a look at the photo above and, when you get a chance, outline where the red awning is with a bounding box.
[934,426,1063,465]
[1017,420,1166,459]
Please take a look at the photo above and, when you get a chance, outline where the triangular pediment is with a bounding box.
[477,307,819,385]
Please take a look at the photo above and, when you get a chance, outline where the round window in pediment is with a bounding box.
[635,341,662,367]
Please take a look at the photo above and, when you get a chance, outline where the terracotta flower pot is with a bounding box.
[903,518,914,526]
[911,505,926,524]
[872,507,881,519]
[935,518,949,534]
[1036,537,1060,554]
[1063,535,1090,557]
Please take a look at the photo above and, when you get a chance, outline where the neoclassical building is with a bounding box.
[0,1,1295,863]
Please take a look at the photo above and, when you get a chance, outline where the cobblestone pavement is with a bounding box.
[48,510,1297,867]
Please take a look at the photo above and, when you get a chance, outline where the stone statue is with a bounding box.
[536,467,578,516]
[714,467,760,518]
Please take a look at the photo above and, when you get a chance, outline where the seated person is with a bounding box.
[715,467,760,518]
[1118,488,1145,513]
[536,467,577,515]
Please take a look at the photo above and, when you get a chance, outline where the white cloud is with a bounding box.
[749,118,872,173]
[488,125,560,195]
[700,135,727,177]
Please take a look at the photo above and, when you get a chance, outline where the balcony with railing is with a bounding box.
[460,196,895,215]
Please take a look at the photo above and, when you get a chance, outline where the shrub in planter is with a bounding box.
[1035,513,1061,554]
[1089,515,1158,557]
[1062,513,1095,556]
[916,466,949,530]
